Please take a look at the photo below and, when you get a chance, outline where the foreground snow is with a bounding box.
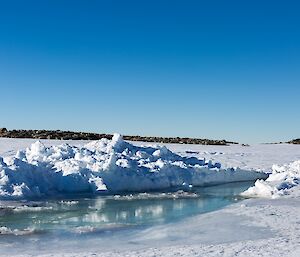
[243,160,300,198]
[1,137,300,256]
[0,134,266,199]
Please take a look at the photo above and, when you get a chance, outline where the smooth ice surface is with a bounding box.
[0,182,254,256]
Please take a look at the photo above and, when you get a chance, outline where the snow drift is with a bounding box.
[0,134,267,199]
[242,160,300,198]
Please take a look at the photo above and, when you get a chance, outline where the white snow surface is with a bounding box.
[0,134,267,199]
[242,160,300,198]
[1,137,300,256]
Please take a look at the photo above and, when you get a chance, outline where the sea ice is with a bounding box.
[0,134,267,199]
[242,160,300,198]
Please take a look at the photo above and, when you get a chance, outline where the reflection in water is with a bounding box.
[0,182,253,235]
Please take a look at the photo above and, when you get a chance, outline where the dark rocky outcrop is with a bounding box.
[287,139,300,145]
[241,144,250,147]
[0,128,238,145]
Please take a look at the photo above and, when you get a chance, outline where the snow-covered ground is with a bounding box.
[0,135,267,199]
[1,137,300,256]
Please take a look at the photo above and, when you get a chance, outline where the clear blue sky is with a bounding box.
[0,0,299,143]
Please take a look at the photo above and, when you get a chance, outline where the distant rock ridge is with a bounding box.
[0,128,238,145]
[288,139,300,145]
